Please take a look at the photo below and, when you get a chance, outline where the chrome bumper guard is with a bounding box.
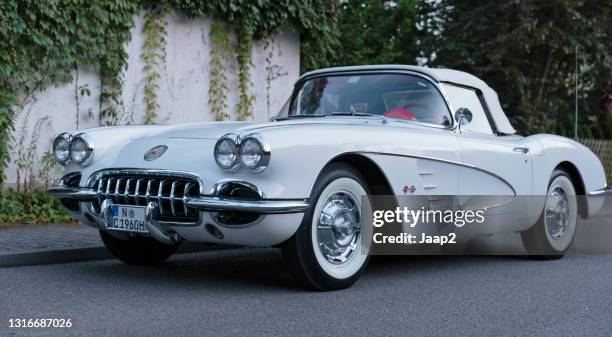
[589,187,612,197]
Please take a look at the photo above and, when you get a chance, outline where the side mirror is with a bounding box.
[455,108,473,130]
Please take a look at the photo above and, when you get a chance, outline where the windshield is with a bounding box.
[284,73,452,126]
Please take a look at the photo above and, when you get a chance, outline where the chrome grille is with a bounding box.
[89,172,200,223]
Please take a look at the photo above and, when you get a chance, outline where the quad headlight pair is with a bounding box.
[52,133,94,166]
[214,134,270,173]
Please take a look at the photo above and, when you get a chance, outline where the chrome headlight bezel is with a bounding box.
[69,133,94,167]
[214,134,240,172]
[238,134,270,173]
[52,133,72,165]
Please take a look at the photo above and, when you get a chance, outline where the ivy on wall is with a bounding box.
[0,1,139,184]
[208,21,231,121]
[141,6,167,125]
[0,0,339,184]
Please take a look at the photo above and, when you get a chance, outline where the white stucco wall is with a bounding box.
[7,13,300,187]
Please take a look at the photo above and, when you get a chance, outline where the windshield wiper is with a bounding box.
[275,112,388,124]
[328,112,388,124]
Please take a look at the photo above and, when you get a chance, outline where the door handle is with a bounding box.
[513,146,529,154]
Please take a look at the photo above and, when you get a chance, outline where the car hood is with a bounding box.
[148,116,403,139]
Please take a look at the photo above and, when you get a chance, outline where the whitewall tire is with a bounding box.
[521,169,578,258]
[282,163,371,290]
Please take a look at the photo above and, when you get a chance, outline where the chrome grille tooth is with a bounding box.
[158,180,165,216]
[145,179,152,205]
[170,181,177,216]
[106,178,114,203]
[115,178,122,203]
[97,178,104,193]
[135,179,143,205]
[183,182,191,215]
[115,178,122,195]
[123,178,132,205]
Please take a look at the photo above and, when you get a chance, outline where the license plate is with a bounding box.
[106,205,147,233]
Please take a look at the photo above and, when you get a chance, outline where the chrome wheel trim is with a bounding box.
[317,191,361,264]
[544,186,570,240]
[311,177,369,280]
[543,176,577,251]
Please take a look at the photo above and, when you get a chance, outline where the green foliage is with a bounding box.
[0,1,339,182]
[332,0,418,66]
[0,1,140,184]
[426,0,612,137]
[0,188,74,225]
[235,23,256,121]
[166,0,340,108]
[208,21,231,121]
[141,7,167,125]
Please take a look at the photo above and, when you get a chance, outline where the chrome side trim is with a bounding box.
[589,187,612,197]
[185,197,308,214]
[358,150,517,195]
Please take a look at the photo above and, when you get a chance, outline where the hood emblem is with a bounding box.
[144,145,168,161]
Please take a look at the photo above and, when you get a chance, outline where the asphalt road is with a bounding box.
[1,204,611,337]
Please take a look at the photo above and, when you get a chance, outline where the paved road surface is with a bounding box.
[1,203,611,337]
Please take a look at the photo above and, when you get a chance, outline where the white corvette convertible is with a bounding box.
[49,65,610,290]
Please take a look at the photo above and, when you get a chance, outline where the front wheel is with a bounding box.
[282,164,371,291]
[100,231,180,265]
[520,169,578,259]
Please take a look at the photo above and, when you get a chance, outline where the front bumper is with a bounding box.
[48,186,308,214]
[48,184,308,246]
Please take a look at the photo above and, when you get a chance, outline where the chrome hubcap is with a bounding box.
[545,186,570,241]
[317,192,361,264]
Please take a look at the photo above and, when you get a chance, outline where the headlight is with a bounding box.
[214,135,239,171]
[238,135,270,173]
[52,133,71,165]
[69,133,94,166]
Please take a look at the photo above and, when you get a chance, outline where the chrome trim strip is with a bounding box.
[589,187,612,197]
[359,150,517,195]
[185,196,308,214]
[292,69,457,131]
[48,187,98,200]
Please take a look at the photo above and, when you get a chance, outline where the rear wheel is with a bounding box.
[100,231,180,265]
[282,164,371,291]
[520,169,578,259]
